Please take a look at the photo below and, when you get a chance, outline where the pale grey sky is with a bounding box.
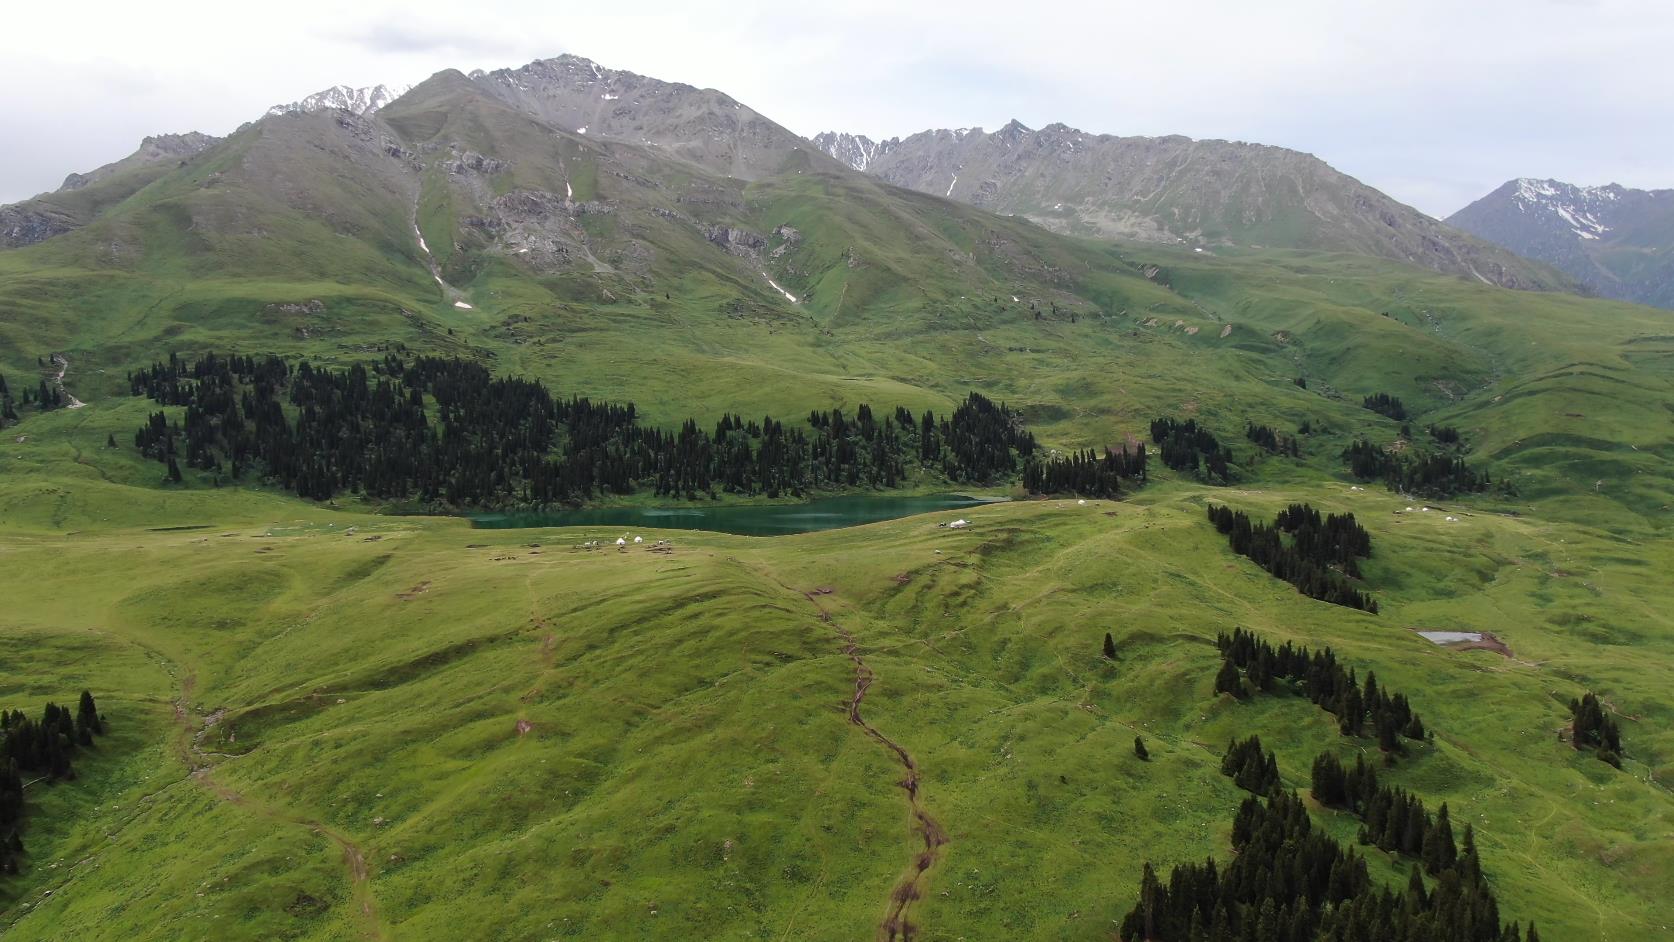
[3,0,1670,216]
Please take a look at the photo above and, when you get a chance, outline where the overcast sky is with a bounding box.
[2,0,1669,216]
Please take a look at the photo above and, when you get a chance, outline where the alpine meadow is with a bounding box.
[1,23,1672,942]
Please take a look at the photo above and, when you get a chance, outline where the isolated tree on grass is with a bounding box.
[1134,736,1149,761]
[1102,632,1117,660]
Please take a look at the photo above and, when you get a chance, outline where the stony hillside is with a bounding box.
[1449,178,1674,308]
[0,132,218,247]
[467,54,841,181]
[814,121,1570,292]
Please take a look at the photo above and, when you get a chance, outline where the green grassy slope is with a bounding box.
[0,467,1669,939]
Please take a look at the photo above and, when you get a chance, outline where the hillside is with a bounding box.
[0,51,1672,942]
[1449,178,1674,309]
[812,123,1571,292]
[0,132,219,247]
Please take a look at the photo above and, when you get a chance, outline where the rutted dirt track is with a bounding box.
[171,676,387,940]
[800,588,947,942]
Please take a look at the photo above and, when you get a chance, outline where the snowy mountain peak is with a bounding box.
[1505,178,1617,239]
[267,83,411,118]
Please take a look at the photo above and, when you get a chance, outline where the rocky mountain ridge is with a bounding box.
[266,83,411,117]
[812,121,1570,292]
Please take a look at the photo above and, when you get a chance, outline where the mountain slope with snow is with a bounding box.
[1449,178,1674,308]
[267,83,411,117]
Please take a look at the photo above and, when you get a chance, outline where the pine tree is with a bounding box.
[1103,632,1117,660]
[1215,658,1243,698]
[1134,736,1149,761]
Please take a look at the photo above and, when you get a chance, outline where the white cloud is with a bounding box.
[1,0,1670,215]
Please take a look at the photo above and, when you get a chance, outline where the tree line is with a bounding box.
[1312,751,1461,872]
[1,692,105,876]
[1021,444,1147,498]
[1117,733,1536,942]
[1342,438,1492,498]
[1570,692,1624,767]
[128,353,1086,506]
[1215,628,1426,751]
[1206,504,1379,612]
[1362,392,1408,420]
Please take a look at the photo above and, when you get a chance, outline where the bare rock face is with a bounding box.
[446,151,508,176]
[704,225,767,257]
[812,120,1570,292]
[0,206,75,246]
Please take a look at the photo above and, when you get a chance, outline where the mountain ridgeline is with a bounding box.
[813,123,1569,291]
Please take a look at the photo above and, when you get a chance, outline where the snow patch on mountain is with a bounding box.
[810,131,898,172]
[1510,177,1616,240]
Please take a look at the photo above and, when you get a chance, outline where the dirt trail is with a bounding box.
[798,587,947,942]
[171,675,387,939]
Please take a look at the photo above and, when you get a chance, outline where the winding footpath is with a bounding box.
[798,588,947,942]
[169,675,387,940]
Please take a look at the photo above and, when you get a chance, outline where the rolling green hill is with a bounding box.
[1,57,1672,942]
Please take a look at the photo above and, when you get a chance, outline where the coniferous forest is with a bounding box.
[1207,504,1378,612]
[1020,444,1147,497]
[1215,628,1427,750]
[127,353,1106,506]
[1341,437,1492,498]
[0,370,63,425]
[1,693,105,876]
[1151,417,1234,484]
[1118,742,1534,942]
[1362,392,1408,420]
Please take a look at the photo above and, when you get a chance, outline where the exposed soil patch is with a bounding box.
[1455,632,1513,657]
[395,581,431,600]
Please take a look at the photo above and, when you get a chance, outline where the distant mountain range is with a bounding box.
[1448,178,1674,308]
[812,123,1568,292]
[0,55,1594,301]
